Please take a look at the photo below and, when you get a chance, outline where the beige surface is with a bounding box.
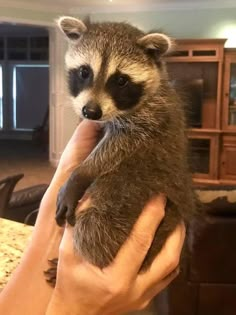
[0,218,33,288]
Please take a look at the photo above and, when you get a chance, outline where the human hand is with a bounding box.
[46,194,185,315]
[31,120,101,266]
[36,120,101,225]
[0,121,102,315]
[53,120,101,185]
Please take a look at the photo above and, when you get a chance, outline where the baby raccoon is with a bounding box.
[56,16,198,270]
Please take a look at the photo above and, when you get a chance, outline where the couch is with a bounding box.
[0,174,48,225]
[168,185,236,315]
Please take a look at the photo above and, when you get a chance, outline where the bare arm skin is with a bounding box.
[0,120,101,315]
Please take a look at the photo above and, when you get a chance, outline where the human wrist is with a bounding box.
[49,169,70,191]
[29,183,64,254]
[46,290,101,315]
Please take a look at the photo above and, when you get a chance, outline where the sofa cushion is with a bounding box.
[9,184,48,208]
[195,186,236,215]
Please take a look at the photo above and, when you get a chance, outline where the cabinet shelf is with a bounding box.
[166,39,236,184]
[189,128,221,133]
[166,39,226,63]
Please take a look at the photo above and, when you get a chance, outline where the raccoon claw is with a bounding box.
[48,258,58,266]
[56,193,75,226]
[56,184,77,226]
[44,267,56,276]
[55,205,67,226]
[66,213,76,226]
[56,204,77,227]
[44,258,58,288]
[46,277,56,287]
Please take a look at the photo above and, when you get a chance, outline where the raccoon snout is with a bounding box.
[82,102,102,120]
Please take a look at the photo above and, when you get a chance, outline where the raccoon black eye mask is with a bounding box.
[106,71,144,110]
[69,65,144,111]
[68,65,93,97]
[46,16,199,285]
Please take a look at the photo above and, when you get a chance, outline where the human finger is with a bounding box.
[58,224,82,265]
[138,267,180,309]
[68,120,101,148]
[108,194,166,281]
[56,120,102,177]
[137,222,185,291]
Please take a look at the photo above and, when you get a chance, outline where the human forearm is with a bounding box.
[0,176,65,315]
[0,121,101,315]
[45,196,183,315]
[46,291,100,315]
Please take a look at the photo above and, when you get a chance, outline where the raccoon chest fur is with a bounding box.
[56,16,198,270]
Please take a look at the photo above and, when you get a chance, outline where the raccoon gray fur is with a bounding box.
[56,16,198,270]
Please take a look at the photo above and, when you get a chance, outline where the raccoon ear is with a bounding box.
[57,16,87,41]
[137,33,172,56]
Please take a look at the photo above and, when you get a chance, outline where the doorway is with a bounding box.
[0,22,54,190]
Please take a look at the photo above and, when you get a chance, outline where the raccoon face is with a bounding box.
[58,16,172,122]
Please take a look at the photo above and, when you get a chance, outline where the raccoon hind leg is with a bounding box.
[141,202,183,271]
[73,206,133,268]
[44,258,58,287]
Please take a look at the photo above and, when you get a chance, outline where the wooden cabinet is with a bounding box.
[188,130,220,180]
[221,49,236,182]
[222,49,236,131]
[220,135,236,180]
[166,39,225,130]
[166,41,236,185]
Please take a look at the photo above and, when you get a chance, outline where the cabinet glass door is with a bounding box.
[228,63,236,125]
[189,138,210,175]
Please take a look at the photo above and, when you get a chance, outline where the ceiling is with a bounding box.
[2,0,236,14]
[13,0,218,5]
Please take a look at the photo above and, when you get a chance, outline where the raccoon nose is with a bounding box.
[82,102,102,120]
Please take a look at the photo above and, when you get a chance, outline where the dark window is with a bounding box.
[192,50,216,57]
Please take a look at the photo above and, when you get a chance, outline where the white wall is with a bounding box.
[88,7,236,47]
[0,6,62,25]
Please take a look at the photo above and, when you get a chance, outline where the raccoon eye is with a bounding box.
[117,75,128,87]
[79,66,90,80]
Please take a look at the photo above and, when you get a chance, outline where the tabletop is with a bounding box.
[0,218,33,288]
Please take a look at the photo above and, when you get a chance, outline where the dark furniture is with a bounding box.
[166,42,236,185]
[168,186,236,315]
[5,183,48,225]
[221,49,236,181]
[0,174,48,225]
[0,174,24,218]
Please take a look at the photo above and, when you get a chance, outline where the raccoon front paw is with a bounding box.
[56,182,79,227]
[44,258,58,288]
